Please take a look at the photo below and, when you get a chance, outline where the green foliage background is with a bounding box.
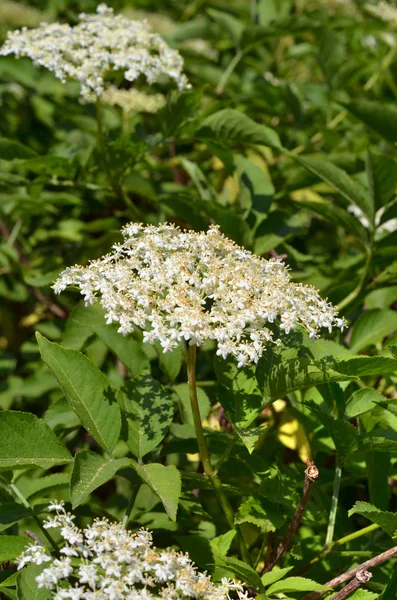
[1,0,397,598]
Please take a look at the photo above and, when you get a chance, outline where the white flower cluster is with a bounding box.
[53,223,345,368]
[84,87,166,114]
[17,502,245,600]
[0,4,189,100]
[365,1,397,27]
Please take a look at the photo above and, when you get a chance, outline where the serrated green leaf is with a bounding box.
[333,356,397,377]
[346,388,387,418]
[0,536,29,561]
[292,154,372,219]
[350,309,397,353]
[348,501,397,538]
[311,409,359,458]
[220,556,264,591]
[198,109,282,150]
[235,425,265,454]
[70,450,131,508]
[118,374,174,459]
[17,564,50,600]
[267,576,329,595]
[0,411,72,470]
[210,530,237,558]
[261,567,294,588]
[235,496,284,531]
[36,333,121,453]
[132,462,181,521]
[63,303,149,376]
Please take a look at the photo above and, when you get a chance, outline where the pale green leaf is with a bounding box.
[261,567,294,588]
[267,576,329,595]
[17,564,50,600]
[348,501,397,539]
[132,462,181,521]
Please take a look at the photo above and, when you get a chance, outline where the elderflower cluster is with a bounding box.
[84,87,166,114]
[53,223,345,368]
[365,1,397,27]
[17,502,246,600]
[0,4,189,100]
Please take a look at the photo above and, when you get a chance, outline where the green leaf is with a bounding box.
[235,496,285,532]
[0,137,37,160]
[346,388,386,418]
[132,463,181,521]
[348,501,397,539]
[197,109,282,150]
[261,567,294,588]
[333,356,397,377]
[289,190,367,239]
[267,577,329,595]
[0,503,44,533]
[157,344,184,382]
[0,536,29,561]
[18,156,74,178]
[235,155,274,217]
[117,374,174,459]
[0,411,72,470]
[36,333,121,453]
[207,9,245,46]
[63,303,149,377]
[210,530,237,558]
[379,567,397,600]
[219,556,264,591]
[350,309,397,353]
[159,89,202,137]
[367,451,391,510]
[17,564,50,600]
[310,409,359,458]
[175,535,214,571]
[292,154,373,219]
[0,572,18,589]
[235,425,265,454]
[174,383,211,425]
[365,286,397,310]
[70,450,131,508]
[215,358,263,428]
[257,356,354,405]
[344,99,397,143]
[361,429,397,453]
[366,150,397,211]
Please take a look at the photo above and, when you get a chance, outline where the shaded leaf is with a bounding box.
[350,309,397,353]
[0,411,72,470]
[348,501,397,539]
[118,374,174,459]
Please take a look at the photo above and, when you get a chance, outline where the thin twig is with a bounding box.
[302,546,397,600]
[329,570,372,600]
[262,462,319,573]
[24,529,43,545]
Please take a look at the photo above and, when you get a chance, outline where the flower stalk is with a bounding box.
[187,345,250,563]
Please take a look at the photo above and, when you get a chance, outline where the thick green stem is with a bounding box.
[187,345,250,563]
[7,481,59,553]
[325,458,342,550]
[95,98,140,217]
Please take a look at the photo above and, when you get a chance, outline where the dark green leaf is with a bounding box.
[0,411,72,471]
[36,333,121,453]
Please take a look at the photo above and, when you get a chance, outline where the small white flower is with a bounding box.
[0,5,190,100]
[53,223,346,368]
